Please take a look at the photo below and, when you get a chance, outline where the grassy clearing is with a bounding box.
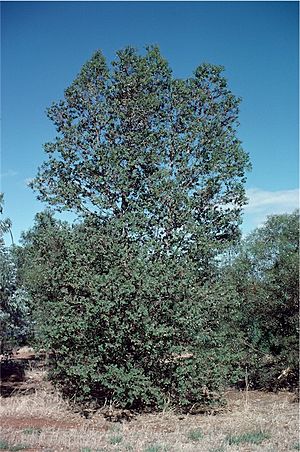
[226,430,271,445]
[0,368,299,451]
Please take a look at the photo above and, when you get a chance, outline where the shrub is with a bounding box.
[21,213,244,411]
[223,211,299,390]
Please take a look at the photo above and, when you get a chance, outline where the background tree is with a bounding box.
[0,193,14,245]
[222,210,299,390]
[0,194,32,354]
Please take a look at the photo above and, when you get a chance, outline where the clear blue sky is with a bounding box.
[1,1,299,243]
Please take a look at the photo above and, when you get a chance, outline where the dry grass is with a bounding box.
[0,388,71,421]
[0,369,299,452]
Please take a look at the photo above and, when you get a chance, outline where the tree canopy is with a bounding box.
[31,46,250,260]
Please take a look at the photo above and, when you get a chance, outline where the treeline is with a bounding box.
[2,207,298,410]
[1,46,298,411]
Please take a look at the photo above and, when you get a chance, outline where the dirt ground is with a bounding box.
[0,349,299,452]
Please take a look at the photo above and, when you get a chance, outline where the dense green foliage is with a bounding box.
[223,210,299,390]
[21,212,243,409]
[19,208,298,406]
[20,46,251,410]
[31,46,250,257]
[14,47,298,410]
[0,194,32,354]
[0,47,299,410]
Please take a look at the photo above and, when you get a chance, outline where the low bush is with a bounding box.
[20,213,243,411]
[222,211,299,391]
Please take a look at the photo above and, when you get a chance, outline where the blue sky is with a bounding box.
[1,1,299,243]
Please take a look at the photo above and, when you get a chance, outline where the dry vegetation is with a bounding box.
[0,352,299,452]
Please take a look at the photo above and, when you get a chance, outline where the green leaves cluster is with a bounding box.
[222,210,299,389]
[0,194,32,354]
[21,211,244,409]
[31,46,250,260]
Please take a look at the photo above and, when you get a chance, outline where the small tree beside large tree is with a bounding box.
[222,210,299,390]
